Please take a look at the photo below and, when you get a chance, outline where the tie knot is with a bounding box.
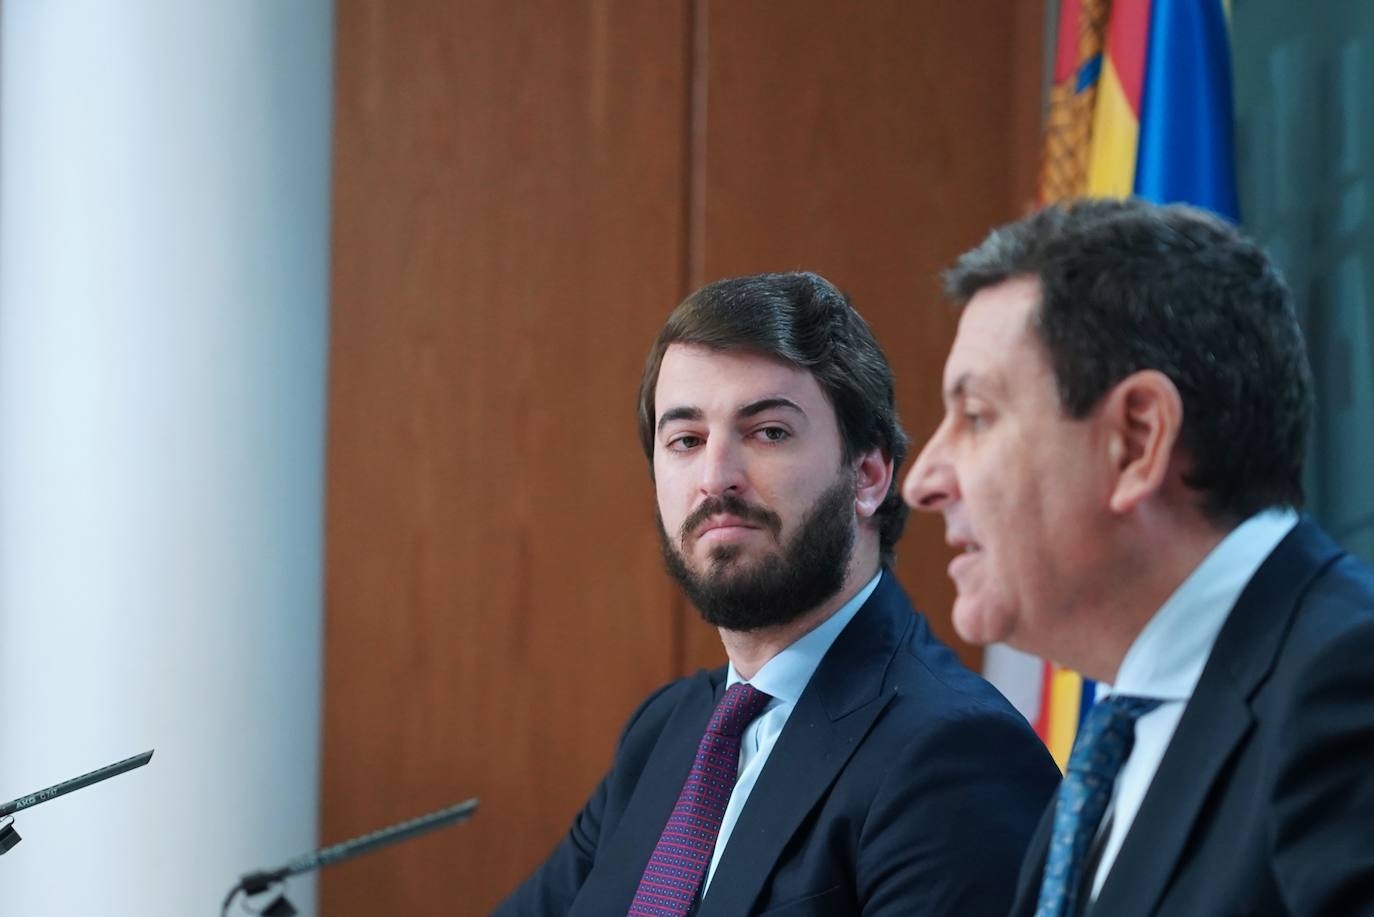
[1066,694,1162,777]
[709,683,772,737]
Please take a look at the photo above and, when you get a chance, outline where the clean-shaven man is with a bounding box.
[905,199,1374,916]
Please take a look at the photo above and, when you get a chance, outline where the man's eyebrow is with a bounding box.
[657,405,702,434]
[944,373,971,404]
[657,398,804,434]
[738,397,805,419]
[944,372,1002,404]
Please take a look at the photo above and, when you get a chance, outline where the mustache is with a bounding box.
[679,494,782,544]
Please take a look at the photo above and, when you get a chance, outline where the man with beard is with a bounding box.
[495,272,1059,916]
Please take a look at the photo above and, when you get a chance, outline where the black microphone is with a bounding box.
[0,749,154,854]
[223,796,478,915]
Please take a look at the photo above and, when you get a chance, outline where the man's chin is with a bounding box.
[951,596,1015,646]
[693,543,770,573]
[694,559,767,588]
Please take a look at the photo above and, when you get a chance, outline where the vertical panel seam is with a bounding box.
[671,0,709,680]
[687,0,709,293]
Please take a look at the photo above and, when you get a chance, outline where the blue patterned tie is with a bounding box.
[1035,694,1162,917]
[627,682,772,916]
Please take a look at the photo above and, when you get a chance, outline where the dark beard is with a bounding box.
[657,473,857,632]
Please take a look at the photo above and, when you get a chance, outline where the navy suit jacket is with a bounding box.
[1009,519,1374,916]
[496,573,1060,916]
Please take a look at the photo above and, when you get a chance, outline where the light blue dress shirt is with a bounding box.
[701,569,883,895]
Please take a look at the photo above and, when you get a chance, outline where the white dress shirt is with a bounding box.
[1088,509,1298,901]
[700,570,883,895]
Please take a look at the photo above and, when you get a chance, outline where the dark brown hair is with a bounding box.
[946,198,1313,524]
[638,272,909,565]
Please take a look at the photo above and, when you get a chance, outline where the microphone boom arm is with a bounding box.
[226,797,479,912]
[0,749,155,855]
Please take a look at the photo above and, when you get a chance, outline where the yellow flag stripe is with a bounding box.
[1086,56,1140,197]
[1045,666,1084,770]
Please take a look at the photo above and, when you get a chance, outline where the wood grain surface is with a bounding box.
[322,2,1043,913]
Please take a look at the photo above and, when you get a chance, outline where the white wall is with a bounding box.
[0,2,334,914]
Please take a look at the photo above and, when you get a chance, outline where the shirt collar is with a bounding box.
[1109,508,1298,701]
[726,569,883,705]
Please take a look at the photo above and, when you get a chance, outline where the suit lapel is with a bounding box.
[569,670,720,916]
[697,576,908,916]
[1088,682,1252,917]
[1089,520,1343,917]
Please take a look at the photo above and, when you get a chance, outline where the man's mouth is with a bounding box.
[694,517,767,549]
[947,534,981,554]
[946,534,981,578]
[679,495,781,544]
[699,516,759,535]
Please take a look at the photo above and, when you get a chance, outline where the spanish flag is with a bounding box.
[1018,0,1239,769]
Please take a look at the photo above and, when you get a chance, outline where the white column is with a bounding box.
[0,3,333,914]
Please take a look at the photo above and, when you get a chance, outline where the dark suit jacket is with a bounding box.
[1009,519,1374,917]
[495,573,1060,916]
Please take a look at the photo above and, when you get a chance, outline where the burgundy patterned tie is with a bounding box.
[627,682,773,916]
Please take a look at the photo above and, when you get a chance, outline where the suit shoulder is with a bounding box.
[1297,551,1374,624]
[1277,551,1374,668]
[860,575,1030,722]
[615,667,719,744]
[886,614,1033,726]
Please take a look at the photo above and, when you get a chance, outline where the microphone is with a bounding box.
[223,796,478,916]
[0,749,154,854]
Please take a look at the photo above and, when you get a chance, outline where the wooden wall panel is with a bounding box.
[681,0,1047,672]
[323,2,1044,914]
[322,2,690,914]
